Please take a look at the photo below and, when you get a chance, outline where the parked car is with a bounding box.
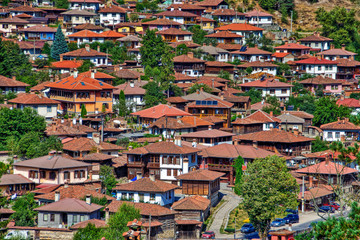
[286,209,298,214]
[319,206,335,213]
[323,202,345,211]
[244,231,272,240]
[4,230,30,239]
[270,218,286,227]
[201,231,215,239]
[241,223,255,233]
[283,214,299,224]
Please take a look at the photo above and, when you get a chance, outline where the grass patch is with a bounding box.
[227,205,249,230]
[204,199,225,230]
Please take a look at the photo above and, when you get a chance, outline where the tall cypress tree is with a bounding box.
[81,104,87,117]
[51,25,69,61]
[234,155,244,196]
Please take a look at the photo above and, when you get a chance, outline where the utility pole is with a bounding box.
[301,175,305,212]
[290,11,293,33]
[234,217,236,239]
[148,213,151,240]
[101,115,104,143]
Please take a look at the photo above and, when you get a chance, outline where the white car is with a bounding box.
[4,230,30,239]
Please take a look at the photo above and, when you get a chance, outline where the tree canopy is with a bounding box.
[240,156,299,240]
[99,165,117,195]
[313,97,351,127]
[240,88,262,104]
[51,25,69,61]
[11,193,38,227]
[143,81,165,107]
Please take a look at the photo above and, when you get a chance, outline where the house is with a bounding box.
[245,10,273,26]
[100,30,126,41]
[274,42,311,57]
[112,68,144,81]
[154,10,198,26]
[272,52,295,63]
[45,118,96,139]
[62,137,123,158]
[277,113,306,133]
[212,9,245,23]
[69,0,100,12]
[197,45,229,62]
[171,195,210,222]
[320,118,360,142]
[294,57,338,79]
[35,197,102,228]
[205,31,243,44]
[180,129,234,146]
[298,32,333,51]
[239,78,293,102]
[222,92,250,114]
[50,60,83,74]
[166,4,205,16]
[176,169,224,206]
[0,174,35,197]
[113,176,178,206]
[74,23,104,33]
[114,22,143,35]
[299,76,342,95]
[185,96,233,127]
[131,104,191,125]
[233,128,313,156]
[337,97,360,115]
[98,5,126,27]
[13,153,91,184]
[195,16,215,31]
[156,28,193,43]
[79,69,116,85]
[68,30,105,47]
[217,43,242,51]
[21,25,56,40]
[232,110,280,134]
[237,61,278,76]
[194,0,229,12]
[60,44,110,66]
[335,58,360,80]
[0,75,28,94]
[214,23,263,43]
[205,61,234,75]
[148,116,197,138]
[231,46,272,62]
[282,110,314,131]
[200,143,280,184]
[0,17,28,37]
[124,140,199,182]
[317,45,357,60]
[173,52,206,77]
[118,35,142,49]
[141,18,181,31]
[9,5,46,17]
[8,93,59,121]
[46,70,114,114]
[113,81,145,112]
[61,10,97,27]
[241,72,278,83]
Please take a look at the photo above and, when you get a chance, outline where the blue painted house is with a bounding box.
[21,26,57,41]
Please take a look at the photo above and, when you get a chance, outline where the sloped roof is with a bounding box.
[275,43,311,50]
[182,90,220,101]
[61,48,107,57]
[63,137,123,152]
[176,169,224,181]
[113,68,143,79]
[114,82,145,95]
[0,75,29,87]
[0,174,33,185]
[281,111,314,119]
[61,9,97,16]
[68,29,104,38]
[0,17,28,24]
[215,23,263,32]
[245,10,273,17]
[205,31,243,38]
[51,60,83,69]
[180,116,214,127]
[78,70,115,79]
[277,113,305,124]
[74,23,104,30]
[157,28,193,36]
[107,201,176,216]
[113,177,178,192]
[198,45,229,54]
[98,5,126,13]
[195,0,227,7]
[172,195,210,211]
[131,104,191,119]
[173,54,206,63]
[238,61,278,68]
[186,96,233,109]
[124,141,199,155]
[46,75,114,90]
[141,18,182,26]
[180,129,234,138]
[240,78,292,88]
[232,110,281,125]
[336,98,360,108]
[21,25,56,33]
[167,3,205,10]
[213,9,244,16]
[295,161,358,175]
[169,41,201,49]
[217,43,242,51]
[13,155,90,169]
[317,49,357,56]
[100,30,126,38]
[231,47,272,55]
[299,33,333,42]
[35,198,102,213]
[149,116,194,129]
[9,93,59,105]
[320,119,360,130]
[154,10,198,18]
[335,58,360,67]
[294,57,337,65]
[299,76,341,85]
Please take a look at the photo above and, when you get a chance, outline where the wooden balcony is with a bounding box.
[208,164,232,172]
[192,113,228,120]
[147,162,160,168]
[128,161,145,167]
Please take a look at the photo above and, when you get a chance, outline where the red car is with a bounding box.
[202,231,215,239]
[323,203,340,210]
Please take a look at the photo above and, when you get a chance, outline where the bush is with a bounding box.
[224,228,235,233]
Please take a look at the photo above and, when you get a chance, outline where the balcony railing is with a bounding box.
[128,161,145,167]
[147,162,160,168]
[208,163,232,171]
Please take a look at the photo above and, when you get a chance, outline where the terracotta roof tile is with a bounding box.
[112,155,127,168]
[0,174,33,185]
[320,118,360,130]
[68,29,104,38]
[275,43,311,50]
[113,177,178,192]
[186,96,233,108]
[215,23,263,31]
[216,43,242,51]
[299,76,340,85]
[113,69,144,79]
[100,30,126,38]
[20,25,57,33]
[154,10,198,17]
[78,70,115,80]
[169,41,201,49]
[231,47,272,55]
[0,16,28,24]
[213,9,244,16]
[107,201,176,216]
[245,10,273,17]
[51,60,83,69]
[336,98,360,108]
[9,93,59,105]
[0,75,29,87]
[149,116,194,129]
[335,58,360,67]
[157,28,193,36]
[176,169,224,181]
[299,187,333,201]
[131,104,191,119]
[98,5,126,13]
[232,110,280,124]
[172,195,210,211]
[296,161,358,175]
[35,198,102,213]
[281,111,314,119]
[180,116,214,127]
[167,3,205,10]
[74,23,104,30]
[61,48,107,57]
[294,57,338,65]
[61,9,97,16]
[205,31,243,38]
[46,75,114,91]
[114,82,145,95]
[272,52,291,58]
[63,137,123,152]
[13,155,91,169]
[299,33,332,42]
[180,129,234,138]
[141,18,182,26]
[173,54,206,63]
[195,0,227,7]
[317,49,357,56]
[240,78,292,88]
[238,61,278,68]
[124,141,199,155]
[202,115,225,123]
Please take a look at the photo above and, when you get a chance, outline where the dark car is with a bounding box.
[244,231,272,240]
[201,231,215,239]
[241,223,255,234]
[270,218,286,227]
[319,206,335,213]
[283,214,299,224]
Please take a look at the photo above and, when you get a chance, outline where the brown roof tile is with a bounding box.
[131,104,191,119]
[232,110,280,124]
[172,195,210,211]
[124,141,199,155]
[113,177,178,192]
[296,161,358,175]
[107,201,176,216]
[9,93,59,105]
[181,129,234,138]
[63,137,123,152]
[13,155,91,169]
[0,174,33,185]
[35,198,102,213]
[176,169,224,181]
[0,75,29,87]
[320,118,360,130]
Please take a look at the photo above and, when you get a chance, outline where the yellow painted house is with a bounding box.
[115,22,143,35]
[196,16,215,31]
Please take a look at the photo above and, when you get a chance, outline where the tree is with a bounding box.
[81,104,87,118]
[187,83,213,94]
[78,59,95,73]
[313,97,351,127]
[100,165,117,195]
[50,25,69,61]
[73,223,104,240]
[117,90,127,117]
[311,136,329,153]
[176,43,190,56]
[233,156,244,196]
[240,156,299,240]
[41,42,51,55]
[158,45,175,93]
[218,70,231,80]
[286,94,316,114]
[143,81,165,107]
[129,13,139,22]
[240,88,262,104]
[189,25,208,45]
[11,193,38,226]
[54,0,69,9]
[103,203,141,240]
[140,29,166,69]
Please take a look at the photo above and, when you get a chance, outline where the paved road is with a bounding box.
[207,189,241,239]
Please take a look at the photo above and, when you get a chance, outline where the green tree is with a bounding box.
[50,25,69,61]
[176,43,190,56]
[117,90,127,117]
[100,165,117,195]
[158,45,175,93]
[41,42,51,55]
[81,104,87,118]
[11,193,38,227]
[313,97,351,127]
[189,25,208,45]
[143,81,165,107]
[218,70,231,80]
[187,83,213,94]
[78,59,95,73]
[103,203,141,240]
[233,156,244,196]
[140,29,166,69]
[350,93,360,100]
[286,94,316,114]
[240,156,299,240]
[311,136,329,153]
[73,224,104,240]
[129,13,139,22]
[80,196,108,206]
[54,0,69,9]
[240,88,262,104]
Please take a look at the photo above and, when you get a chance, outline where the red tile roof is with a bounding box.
[281,111,314,119]
[124,141,199,155]
[205,31,243,38]
[13,155,90,169]
[232,47,272,55]
[68,30,104,38]
[100,30,126,38]
[51,60,83,69]
[46,75,115,91]
[216,43,242,51]
[0,174,33,185]
[320,118,360,130]
[20,25,57,33]
[169,41,201,49]
[149,116,194,129]
[98,5,126,13]
[213,9,245,16]
[272,52,292,58]
[275,43,311,50]
[61,48,107,57]
[294,57,338,65]
[240,78,292,88]
[63,137,123,152]
[74,23,104,30]
[245,10,273,17]
[141,18,182,26]
[157,28,193,36]
[299,33,333,42]
[180,129,234,138]
[250,101,272,110]
[113,177,178,192]
[195,0,228,7]
[173,54,206,63]
[154,10,198,18]
[299,187,333,200]
[317,49,357,56]
[167,3,205,10]
[296,161,358,175]
[35,198,102,213]
[131,104,191,119]
[232,110,280,124]
[176,169,224,181]
[9,93,59,105]
[335,58,360,67]
[238,61,278,68]
[336,98,360,108]
[299,76,340,85]
[114,82,145,95]
[0,75,28,87]
[215,23,263,32]
[107,201,176,216]
[181,116,214,127]
[172,195,210,211]
[186,96,233,108]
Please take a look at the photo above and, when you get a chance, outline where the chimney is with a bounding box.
[330,44,335,49]
[137,77,141,83]
[90,68,96,79]
[48,151,56,160]
[79,117,83,125]
[129,145,133,150]
[85,44,90,52]
[183,157,189,174]
[341,44,346,50]
[130,81,135,88]
[200,87,204,92]
[89,170,93,181]
[55,75,59,82]
[149,173,155,182]
[293,129,299,136]
[252,141,258,149]
[105,207,110,224]
[192,138,197,148]
[270,111,273,117]
[136,172,142,179]
[187,51,194,59]
[12,76,16,81]
[60,55,63,62]
[85,194,91,205]
[309,176,313,188]
[4,99,7,105]
[72,118,76,126]
[325,153,330,166]
[211,79,215,88]
[170,7,174,11]
[175,136,182,147]
[64,180,69,188]
[203,43,206,46]
[55,191,60,202]
[97,45,100,52]
[208,125,212,130]
[73,69,78,79]
[220,92,224,100]
[178,7,182,11]
[254,44,258,48]
[61,118,64,124]
[284,40,288,44]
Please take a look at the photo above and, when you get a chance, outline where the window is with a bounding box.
[139,193,144,202]
[40,171,46,179]
[128,193,134,200]
[80,215,85,222]
[73,215,78,223]
[150,193,155,201]
[270,89,275,94]
[47,106,52,113]
[335,132,340,138]
[281,89,287,94]
[29,170,38,179]
[50,214,55,222]
[318,66,321,71]
[167,169,171,176]
[173,169,178,177]
[49,171,56,180]
[43,214,48,221]
[3,24,8,29]
[64,171,70,180]
[74,170,79,178]
[327,132,333,139]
